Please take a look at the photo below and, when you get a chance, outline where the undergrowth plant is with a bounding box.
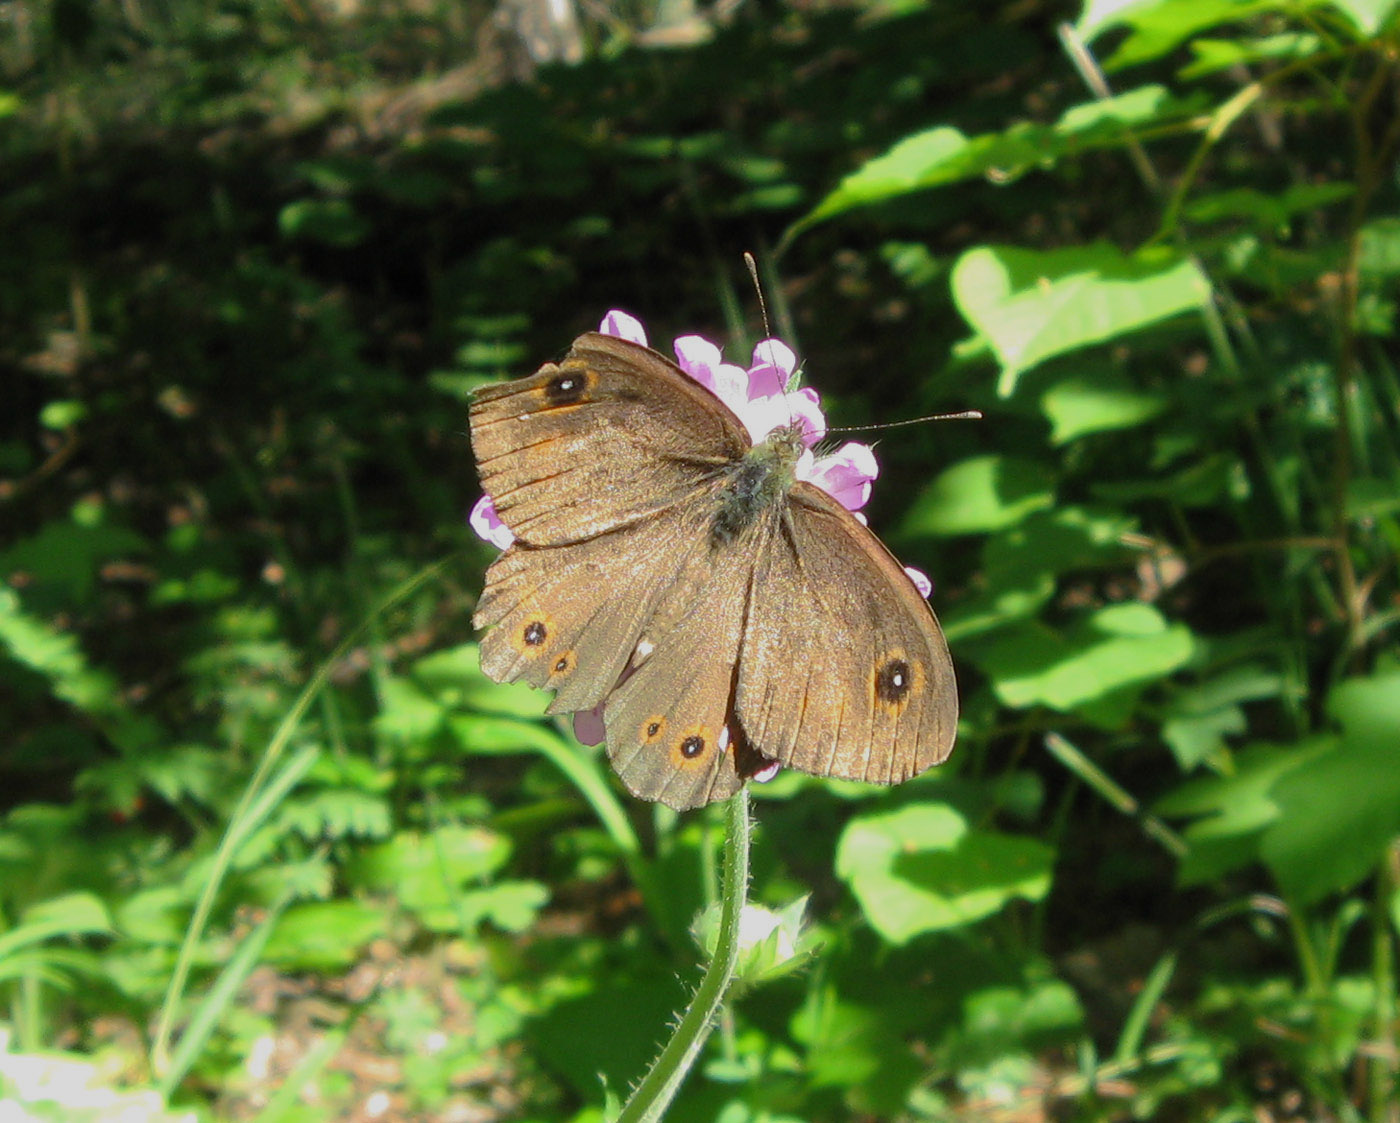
[2,0,1398,1120]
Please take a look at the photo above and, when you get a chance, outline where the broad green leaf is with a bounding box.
[347,826,511,901]
[0,521,149,602]
[1184,182,1352,229]
[263,900,386,970]
[374,675,447,744]
[898,455,1055,537]
[836,804,1053,941]
[943,507,1134,639]
[1328,0,1400,34]
[1161,663,1284,769]
[449,880,549,933]
[1259,671,1400,902]
[1182,32,1323,78]
[1041,371,1168,443]
[951,243,1211,393]
[38,400,88,429]
[411,643,548,718]
[792,86,1194,233]
[790,987,924,1110]
[0,893,113,961]
[974,604,1194,713]
[447,713,576,756]
[1077,0,1274,69]
[1154,740,1330,886]
[1348,475,1400,518]
[1091,451,1244,507]
[529,974,689,1099]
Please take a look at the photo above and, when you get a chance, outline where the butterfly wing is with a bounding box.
[473,502,713,717]
[600,558,754,810]
[470,333,749,546]
[735,482,957,784]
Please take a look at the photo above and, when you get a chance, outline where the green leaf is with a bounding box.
[1328,0,1400,34]
[951,243,1211,394]
[0,893,113,961]
[943,507,1134,639]
[1259,672,1400,902]
[1359,217,1400,277]
[1155,738,1331,886]
[1184,182,1353,229]
[790,988,923,1112]
[0,521,149,602]
[1181,33,1324,79]
[1077,0,1276,69]
[452,881,549,933]
[898,455,1055,537]
[278,198,371,247]
[411,643,549,718]
[38,400,88,429]
[346,826,513,919]
[1161,663,1284,769]
[374,675,447,744]
[1041,370,1168,443]
[973,604,1195,714]
[835,804,1053,941]
[263,899,387,970]
[792,86,1195,234]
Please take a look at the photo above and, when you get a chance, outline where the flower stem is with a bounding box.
[616,789,751,1123]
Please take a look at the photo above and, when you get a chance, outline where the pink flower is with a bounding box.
[471,310,938,774]
[469,493,515,550]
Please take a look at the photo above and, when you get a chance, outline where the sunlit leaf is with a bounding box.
[974,604,1195,713]
[1260,671,1400,902]
[263,900,387,970]
[793,86,1195,233]
[836,804,1053,941]
[899,455,1055,537]
[1041,371,1168,443]
[951,243,1211,393]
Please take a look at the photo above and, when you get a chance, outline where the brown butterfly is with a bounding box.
[469,329,957,810]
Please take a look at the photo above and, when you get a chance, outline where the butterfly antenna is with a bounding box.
[823,410,983,435]
[744,252,771,339]
[745,250,805,431]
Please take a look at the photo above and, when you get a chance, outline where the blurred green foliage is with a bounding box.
[2,0,1400,1120]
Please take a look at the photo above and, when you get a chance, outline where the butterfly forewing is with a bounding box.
[470,333,749,546]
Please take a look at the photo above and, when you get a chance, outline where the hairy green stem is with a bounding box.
[616,790,751,1123]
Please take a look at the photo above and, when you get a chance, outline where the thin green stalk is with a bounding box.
[616,790,751,1123]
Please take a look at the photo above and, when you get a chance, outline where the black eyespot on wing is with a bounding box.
[523,620,548,646]
[679,734,705,759]
[875,658,912,703]
[545,370,589,405]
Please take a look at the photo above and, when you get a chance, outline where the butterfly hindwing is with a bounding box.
[602,559,754,810]
[734,482,957,785]
[474,502,713,717]
[470,333,749,546]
